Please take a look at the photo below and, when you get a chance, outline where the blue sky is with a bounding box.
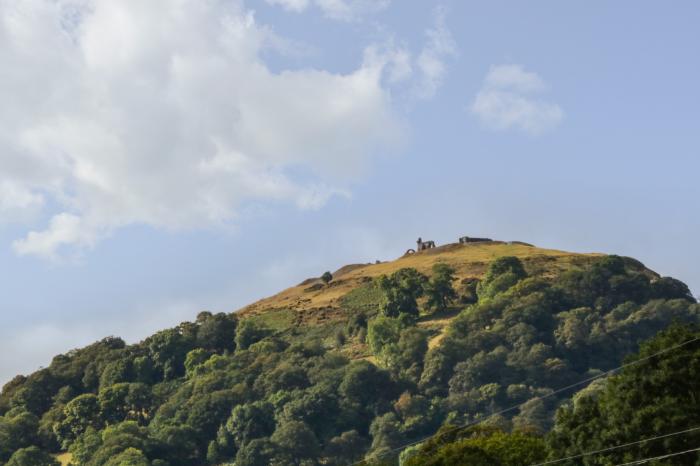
[1,0,699,386]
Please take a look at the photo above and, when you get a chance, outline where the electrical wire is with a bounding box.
[529,426,700,466]
[349,335,700,465]
[611,445,700,465]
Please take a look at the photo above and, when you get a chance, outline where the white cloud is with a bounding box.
[266,0,311,13]
[0,0,405,259]
[414,6,457,99]
[266,0,390,21]
[0,180,44,223]
[471,64,564,135]
[359,7,456,101]
[12,213,99,260]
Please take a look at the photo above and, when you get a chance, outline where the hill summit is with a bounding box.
[238,238,605,358]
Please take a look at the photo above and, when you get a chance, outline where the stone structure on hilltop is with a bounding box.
[459,236,493,244]
[417,237,436,251]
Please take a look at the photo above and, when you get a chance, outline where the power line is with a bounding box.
[530,426,700,466]
[350,335,700,465]
[611,445,700,466]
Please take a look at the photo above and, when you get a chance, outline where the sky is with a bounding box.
[1,0,699,387]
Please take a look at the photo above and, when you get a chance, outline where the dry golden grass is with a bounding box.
[56,452,72,466]
[238,241,601,324]
[428,332,446,350]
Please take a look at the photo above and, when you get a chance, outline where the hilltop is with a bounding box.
[241,240,599,316]
[1,238,697,466]
[238,239,605,357]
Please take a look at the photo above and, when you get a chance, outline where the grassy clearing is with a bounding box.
[56,452,72,466]
[339,281,383,315]
[247,308,295,331]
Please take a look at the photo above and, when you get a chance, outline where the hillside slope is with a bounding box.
[240,240,603,326]
[1,238,697,466]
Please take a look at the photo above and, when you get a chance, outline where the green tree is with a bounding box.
[339,361,396,414]
[55,394,102,448]
[279,384,340,438]
[367,316,403,362]
[85,421,159,466]
[324,430,367,466]
[477,256,527,299]
[321,271,333,284]
[367,412,405,460]
[235,438,277,466]
[271,420,320,465]
[377,268,427,318]
[651,276,696,301]
[6,446,59,466]
[67,427,102,465]
[104,447,150,466]
[403,427,545,466]
[223,401,275,451]
[196,312,238,352]
[98,383,152,425]
[547,324,700,465]
[0,408,39,462]
[425,263,457,313]
[184,349,211,378]
[150,424,200,466]
[145,328,193,380]
[235,320,272,351]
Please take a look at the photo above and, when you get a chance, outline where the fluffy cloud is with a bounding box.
[360,7,456,101]
[0,180,44,223]
[265,0,391,21]
[0,0,406,259]
[414,6,457,99]
[471,64,563,135]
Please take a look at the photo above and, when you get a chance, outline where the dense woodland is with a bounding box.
[1,254,698,465]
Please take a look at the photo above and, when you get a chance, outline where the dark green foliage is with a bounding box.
[145,328,193,381]
[324,430,367,465]
[234,438,277,466]
[103,447,150,466]
[425,263,458,312]
[651,276,696,302]
[477,256,527,300]
[458,277,480,305]
[403,426,546,466]
[223,401,276,451]
[195,312,238,352]
[1,254,698,465]
[339,361,397,415]
[271,419,320,465]
[377,268,427,317]
[184,349,211,378]
[55,394,102,448]
[0,408,39,462]
[6,446,59,466]
[68,421,157,466]
[425,256,700,433]
[366,412,405,461]
[235,320,273,350]
[98,383,152,425]
[367,316,429,382]
[321,271,333,284]
[547,324,700,465]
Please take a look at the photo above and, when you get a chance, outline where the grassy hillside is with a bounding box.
[240,241,601,320]
[239,240,605,361]
[1,239,697,466]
